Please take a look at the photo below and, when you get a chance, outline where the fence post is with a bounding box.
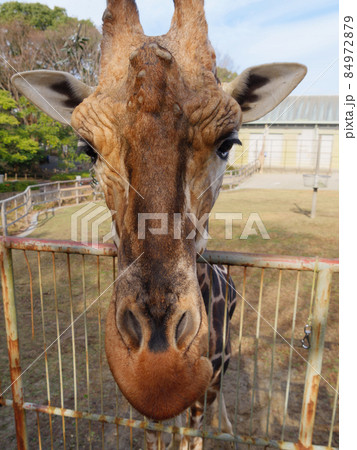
[25,190,32,226]
[0,239,28,449]
[298,268,332,448]
[75,176,81,204]
[1,202,7,237]
[57,181,61,207]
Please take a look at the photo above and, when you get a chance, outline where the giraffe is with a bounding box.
[11,0,306,437]
[144,263,238,450]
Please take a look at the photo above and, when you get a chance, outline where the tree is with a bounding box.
[0,90,40,171]
[0,2,101,91]
[0,89,79,173]
[217,67,238,83]
[0,2,99,175]
[215,51,238,82]
[0,2,68,30]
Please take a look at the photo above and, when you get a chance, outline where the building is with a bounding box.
[229,96,339,173]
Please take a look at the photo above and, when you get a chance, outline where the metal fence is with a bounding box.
[222,160,260,190]
[0,237,339,449]
[0,179,103,237]
[237,137,338,173]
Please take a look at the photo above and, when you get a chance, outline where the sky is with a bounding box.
[2,0,339,95]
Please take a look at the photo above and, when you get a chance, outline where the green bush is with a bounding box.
[50,172,90,181]
[0,180,37,193]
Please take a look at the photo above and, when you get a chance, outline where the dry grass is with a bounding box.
[0,189,338,449]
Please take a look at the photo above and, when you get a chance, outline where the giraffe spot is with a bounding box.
[212,269,221,298]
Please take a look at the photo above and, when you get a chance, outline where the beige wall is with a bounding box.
[232,126,339,172]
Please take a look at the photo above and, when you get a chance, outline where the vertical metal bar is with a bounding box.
[66,254,78,450]
[113,256,120,449]
[36,411,42,450]
[281,271,300,440]
[23,250,35,339]
[52,253,66,449]
[218,265,230,431]
[265,270,282,436]
[97,256,105,449]
[0,240,28,449]
[249,269,264,435]
[76,180,79,204]
[328,371,339,447]
[311,135,322,219]
[158,427,162,450]
[26,190,32,226]
[129,405,133,450]
[110,255,121,446]
[1,201,8,236]
[298,268,332,447]
[37,252,53,449]
[57,182,61,208]
[82,255,92,448]
[202,267,213,435]
[115,385,120,450]
[234,267,247,434]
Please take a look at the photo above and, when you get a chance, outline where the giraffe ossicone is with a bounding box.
[12,0,306,425]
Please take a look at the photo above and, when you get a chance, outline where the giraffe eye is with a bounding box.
[78,139,98,164]
[216,132,242,161]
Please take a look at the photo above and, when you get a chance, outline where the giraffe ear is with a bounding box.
[11,70,94,126]
[223,63,307,123]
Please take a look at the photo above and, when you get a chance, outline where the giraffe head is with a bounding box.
[12,0,306,420]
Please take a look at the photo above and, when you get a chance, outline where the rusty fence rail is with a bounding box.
[0,237,339,449]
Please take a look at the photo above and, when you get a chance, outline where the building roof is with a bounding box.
[251,95,339,125]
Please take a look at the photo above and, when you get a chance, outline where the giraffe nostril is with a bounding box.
[175,311,194,348]
[121,310,142,348]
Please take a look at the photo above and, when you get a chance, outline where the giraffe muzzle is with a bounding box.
[105,298,212,420]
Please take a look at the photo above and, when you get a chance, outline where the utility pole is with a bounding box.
[310,134,322,219]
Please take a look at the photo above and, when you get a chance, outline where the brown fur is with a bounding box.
[106,300,213,420]
[70,3,240,419]
[67,1,304,423]
[12,0,306,431]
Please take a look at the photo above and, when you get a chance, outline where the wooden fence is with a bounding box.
[222,160,260,190]
[0,179,102,236]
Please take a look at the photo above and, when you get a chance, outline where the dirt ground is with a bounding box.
[0,189,338,449]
